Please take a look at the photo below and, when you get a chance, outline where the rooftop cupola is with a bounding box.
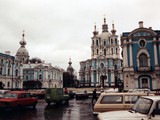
[139,21,144,28]
[19,30,27,47]
[102,17,108,32]
[93,24,99,36]
[111,22,116,35]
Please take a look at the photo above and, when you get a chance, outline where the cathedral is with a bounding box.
[79,18,123,87]
[16,32,64,89]
[121,21,160,90]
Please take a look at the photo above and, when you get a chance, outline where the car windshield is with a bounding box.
[132,97,153,114]
[4,93,18,98]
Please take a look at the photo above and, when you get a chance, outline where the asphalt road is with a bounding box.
[0,98,98,120]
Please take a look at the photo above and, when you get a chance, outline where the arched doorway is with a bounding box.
[141,78,148,88]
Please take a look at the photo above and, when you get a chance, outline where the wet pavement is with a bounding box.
[0,98,98,120]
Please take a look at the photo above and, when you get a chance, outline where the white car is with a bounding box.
[0,90,10,98]
[93,92,150,115]
[98,96,160,120]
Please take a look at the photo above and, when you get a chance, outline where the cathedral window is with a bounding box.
[39,74,42,79]
[141,78,148,88]
[96,40,98,45]
[0,67,2,75]
[139,53,148,67]
[139,39,146,48]
[8,69,10,75]
[116,48,118,54]
[104,41,106,45]
[7,82,10,87]
[104,49,106,56]
[111,39,113,44]
[1,59,3,64]
[115,38,117,44]
[15,69,18,76]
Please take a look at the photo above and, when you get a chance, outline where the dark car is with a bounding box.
[45,88,69,105]
[0,91,38,109]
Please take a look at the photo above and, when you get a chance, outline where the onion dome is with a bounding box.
[97,17,111,40]
[16,31,29,63]
[111,22,117,35]
[67,58,74,75]
[93,24,99,36]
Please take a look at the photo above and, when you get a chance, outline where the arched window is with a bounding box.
[104,41,106,45]
[139,39,146,48]
[139,53,148,67]
[97,49,99,55]
[8,69,10,75]
[115,64,117,70]
[116,48,118,54]
[96,40,98,45]
[39,74,42,79]
[141,78,148,88]
[115,38,117,44]
[7,82,10,87]
[111,39,113,44]
[104,49,106,56]
[15,69,18,76]
[0,67,2,75]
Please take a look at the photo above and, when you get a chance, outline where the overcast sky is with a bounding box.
[0,0,160,74]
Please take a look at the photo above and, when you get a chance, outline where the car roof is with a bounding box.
[100,92,148,96]
[141,96,160,101]
[9,91,29,94]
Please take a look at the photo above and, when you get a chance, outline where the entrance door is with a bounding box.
[141,78,148,88]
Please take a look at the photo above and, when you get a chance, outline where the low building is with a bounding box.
[23,62,63,89]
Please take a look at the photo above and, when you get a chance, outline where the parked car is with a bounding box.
[0,90,10,98]
[97,96,160,120]
[75,90,89,100]
[45,88,69,105]
[127,88,151,93]
[68,90,75,99]
[93,92,152,115]
[0,91,38,109]
[28,89,45,99]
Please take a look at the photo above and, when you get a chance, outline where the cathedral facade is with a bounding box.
[0,52,23,89]
[16,32,64,88]
[121,21,160,90]
[79,18,123,87]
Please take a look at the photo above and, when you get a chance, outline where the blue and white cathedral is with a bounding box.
[121,21,160,90]
[79,18,123,87]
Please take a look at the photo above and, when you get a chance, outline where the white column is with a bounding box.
[129,39,133,67]
[123,40,128,67]
[153,38,158,66]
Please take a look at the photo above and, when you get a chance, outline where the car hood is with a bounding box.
[98,110,148,120]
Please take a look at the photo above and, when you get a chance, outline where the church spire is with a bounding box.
[111,21,116,35]
[19,30,26,47]
[93,23,98,36]
[102,17,108,32]
[68,58,72,66]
